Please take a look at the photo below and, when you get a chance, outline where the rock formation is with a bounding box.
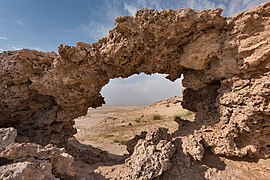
[124,128,175,179]
[1,2,270,179]
[0,128,75,179]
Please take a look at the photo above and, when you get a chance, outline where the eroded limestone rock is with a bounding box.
[126,131,147,154]
[0,6,226,146]
[1,2,270,179]
[123,128,175,179]
[0,161,57,180]
[0,128,16,151]
[182,134,204,161]
[0,128,75,179]
[50,152,75,178]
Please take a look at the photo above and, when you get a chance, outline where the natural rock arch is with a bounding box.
[1,2,270,160]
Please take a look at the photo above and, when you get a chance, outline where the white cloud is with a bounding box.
[83,0,166,40]
[11,46,21,50]
[101,73,182,105]
[122,0,268,17]
[0,36,7,40]
[83,2,123,41]
[17,20,25,26]
[0,46,23,51]
[11,46,42,51]
[124,3,138,16]
[241,0,267,11]
[123,0,163,16]
[32,47,43,51]
[82,22,111,41]
[178,0,268,16]
[0,46,42,52]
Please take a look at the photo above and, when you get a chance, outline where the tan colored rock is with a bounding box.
[0,143,63,160]
[123,128,175,179]
[2,4,269,156]
[51,152,75,178]
[0,160,57,180]
[0,7,226,146]
[206,72,270,158]
[0,2,270,179]
[0,128,75,179]
[126,131,147,154]
[181,134,204,161]
[0,127,16,151]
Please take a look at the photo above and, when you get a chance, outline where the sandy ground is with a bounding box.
[72,96,189,179]
[74,96,188,156]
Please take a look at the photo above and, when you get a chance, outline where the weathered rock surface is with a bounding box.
[0,128,75,179]
[1,2,270,179]
[0,128,16,151]
[0,50,76,146]
[66,137,111,164]
[0,160,57,180]
[1,6,225,146]
[123,127,270,180]
[126,131,147,154]
[124,128,175,179]
[50,152,75,178]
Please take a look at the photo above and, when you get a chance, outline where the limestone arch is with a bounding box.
[1,4,270,158]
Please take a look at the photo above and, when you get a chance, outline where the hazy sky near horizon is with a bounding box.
[0,0,268,104]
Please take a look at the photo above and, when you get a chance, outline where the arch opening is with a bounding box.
[74,73,196,155]
[101,73,183,105]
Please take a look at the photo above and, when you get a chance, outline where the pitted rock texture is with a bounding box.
[0,161,57,180]
[0,128,75,179]
[0,50,76,146]
[124,127,270,180]
[126,131,147,154]
[0,0,269,166]
[0,128,16,151]
[124,128,175,180]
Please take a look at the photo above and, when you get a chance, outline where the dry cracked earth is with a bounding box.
[1,2,270,180]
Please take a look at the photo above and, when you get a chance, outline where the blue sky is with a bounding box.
[0,0,268,104]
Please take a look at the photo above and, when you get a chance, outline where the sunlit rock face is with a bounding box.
[0,128,75,179]
[1,2,270,162]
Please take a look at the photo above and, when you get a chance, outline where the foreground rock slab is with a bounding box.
[0,128,75,179]
[124,128,175,179]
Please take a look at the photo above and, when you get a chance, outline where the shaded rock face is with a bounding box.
[0,0,269,169]
[0,50,76,146]
[0,128,17,151]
